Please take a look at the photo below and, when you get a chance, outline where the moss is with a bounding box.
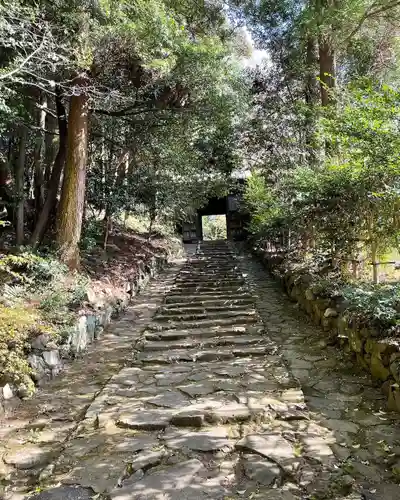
[0,305,57,388]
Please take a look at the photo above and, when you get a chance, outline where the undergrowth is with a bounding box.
[341,283,400,331]
[278,249,400,335]
[0,251,88,391]
[0,305,58,395]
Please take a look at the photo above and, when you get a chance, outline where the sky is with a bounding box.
[241,26,270,68]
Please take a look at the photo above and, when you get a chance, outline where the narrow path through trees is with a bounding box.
[2,243,400,500]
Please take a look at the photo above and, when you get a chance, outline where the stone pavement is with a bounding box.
[2,241,400,499]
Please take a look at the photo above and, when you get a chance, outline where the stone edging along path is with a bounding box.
[255,249,400,414]
[0,245,184,416]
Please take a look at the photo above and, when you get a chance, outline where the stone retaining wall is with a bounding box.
[0,248,183,411]
[255,249,400,413]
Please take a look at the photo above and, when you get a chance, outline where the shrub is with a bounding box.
[341,283,400,330]
[0,305,57,389]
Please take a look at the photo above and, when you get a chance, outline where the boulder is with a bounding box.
[370,354,390,381]
[390,358,400,383]
[305,288,315,301]
[31,333,51,350]
[388,383,400,413]
[43,350,61,369]
[2,383,14,400]
[28,353,48,381]
[70,316,92,353]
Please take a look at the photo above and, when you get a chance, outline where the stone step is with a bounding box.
[116,405,266,431]
[164,293,254,304]
[183,264,236,270]
[160,303,253,315]
[195,253,234,258]
[186,264,236,270]
[181,264,237,269]
[170,283,247,292]
[153,309,258,323]
[175,271,242,281]
[195,257,235,261]
[141,334,266,351]
[173,279,244,287]
[186,270,237,273]
[174,276,244,284]
[162,297,255,309]
[144,324,263,341]
[147,315,261,331]
[179,268,239,273]
[171,283,249,295]
[136,345,274,364]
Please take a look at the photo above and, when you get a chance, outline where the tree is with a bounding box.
[56,76,89,268]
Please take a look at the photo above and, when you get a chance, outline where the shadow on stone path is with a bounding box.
[2,241,400,500]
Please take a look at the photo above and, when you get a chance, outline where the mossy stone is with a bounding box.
[348,329,364,354]
[370,354,390,381]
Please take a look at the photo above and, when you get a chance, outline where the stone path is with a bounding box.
[2,241,400,499]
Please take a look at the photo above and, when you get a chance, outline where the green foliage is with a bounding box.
[342,283,400,330]
[0,250,87,329]
[0,252,65,289]
[80,218,104,251]
[243,174,283,236]
[245,80,400,268]
[0,305,56,390]
[202,215,227,240]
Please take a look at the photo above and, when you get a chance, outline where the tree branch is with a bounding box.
[344,0,400,43]
[0,33,47,81]
[92,105,172,117]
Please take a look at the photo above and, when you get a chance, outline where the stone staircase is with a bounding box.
[137,240,275,364]
[17,241,331,500]
[76,240,306,499]
[6,240,400,500]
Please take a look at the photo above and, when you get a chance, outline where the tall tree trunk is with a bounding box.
[56,75,89,269]
[30,88,67,247]
[44,98,57,186]
[319,34,335,106]
[305,37,318,105]
[304,36,318,163]
[15,128,27,245]
[33,92,47,215]
[0,137,13,204]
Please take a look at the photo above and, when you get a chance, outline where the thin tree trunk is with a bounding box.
[305,36,318,163]
[44,98,57,186]
[148,211,155,240]
[30,88,67,247]
[56,75,89,269]
[15,128,27,245]
[305,37,317,104]
[319,34,335,106]
[33,92,47,215]
[371,241,379,284]
[0,137,13,208]
[103,212,112,250]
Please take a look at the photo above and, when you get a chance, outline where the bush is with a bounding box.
[0,251,66,293]
[80,218,104,251]
[0,305,57,390]
[0,250,89,389]
[342,283,400,330]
